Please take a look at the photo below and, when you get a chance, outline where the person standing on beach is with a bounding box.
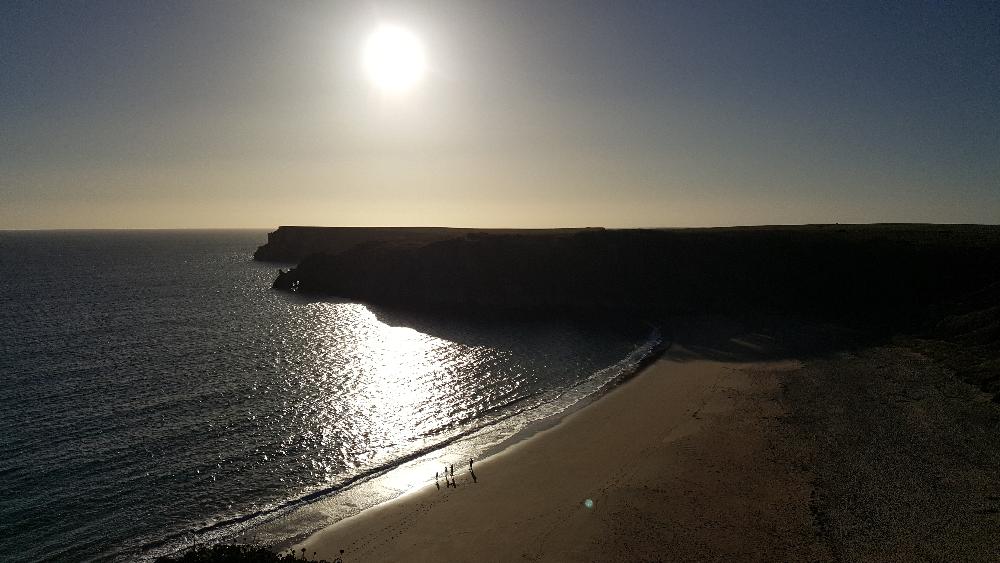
[469,458,473,470]
[450,464,454,476]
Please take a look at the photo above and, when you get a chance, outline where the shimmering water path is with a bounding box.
[0,231,655,561]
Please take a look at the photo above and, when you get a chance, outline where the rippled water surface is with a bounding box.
[0,231,654,562]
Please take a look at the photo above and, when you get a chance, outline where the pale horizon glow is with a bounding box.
[1,2,997,229]
[362,23,427,95]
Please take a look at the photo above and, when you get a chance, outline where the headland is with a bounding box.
[258,224,1000,402]
[239,224,1000,561]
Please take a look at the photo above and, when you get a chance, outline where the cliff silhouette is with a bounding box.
[260,224,1000,399]
[253,226,601,262]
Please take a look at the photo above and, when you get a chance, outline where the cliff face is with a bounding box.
[271,225,1000,323]
[266,224,1000,398]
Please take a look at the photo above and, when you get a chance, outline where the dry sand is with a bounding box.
[295,348,830,561]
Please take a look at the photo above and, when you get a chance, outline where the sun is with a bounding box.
[362,23,427,95]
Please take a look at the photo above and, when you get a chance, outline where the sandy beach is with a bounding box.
[295,348,830,561]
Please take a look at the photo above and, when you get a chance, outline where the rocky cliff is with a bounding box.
[271,225,999,320]
[267,224,1000,399]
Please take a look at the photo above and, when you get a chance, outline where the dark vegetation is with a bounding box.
[261,224,1000,398]
[154,544,333,563]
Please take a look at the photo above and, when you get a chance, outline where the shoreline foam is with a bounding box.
[141,328,665,561]
[293,347,827,561]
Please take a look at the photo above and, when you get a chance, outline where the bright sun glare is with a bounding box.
[362,23,427,95]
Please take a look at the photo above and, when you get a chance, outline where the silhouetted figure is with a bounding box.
[469,458,473,470]
[470,469,477,483]
[450,464,454,476]
[435,471,438,481]
[435,480,440,490]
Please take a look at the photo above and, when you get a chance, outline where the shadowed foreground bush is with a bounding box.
[154,544,333,563]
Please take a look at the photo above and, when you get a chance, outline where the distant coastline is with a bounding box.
[253,226,603,262]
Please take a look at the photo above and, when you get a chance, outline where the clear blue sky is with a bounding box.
[2,1,998,228]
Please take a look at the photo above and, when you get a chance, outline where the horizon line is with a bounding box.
[3,222,1000,233]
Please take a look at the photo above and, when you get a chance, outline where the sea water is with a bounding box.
[0,230,658,562]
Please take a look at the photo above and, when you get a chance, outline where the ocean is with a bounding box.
[0,230,659,562]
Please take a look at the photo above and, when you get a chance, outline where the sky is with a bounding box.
[2,0,998,229]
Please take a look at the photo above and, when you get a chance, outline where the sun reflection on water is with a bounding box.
[243,296,650,538]
[305,303,481,471]
[360,324,448,451]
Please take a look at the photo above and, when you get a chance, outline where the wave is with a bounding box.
[129,326,665,562]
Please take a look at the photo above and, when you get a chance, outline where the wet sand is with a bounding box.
[295,348,830,561]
